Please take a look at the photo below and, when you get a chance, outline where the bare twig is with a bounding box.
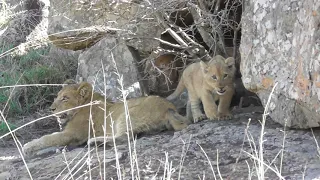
[0,111,33,179]
[188,2,226,57]
[197,143,217,180]
[155,11,210,61]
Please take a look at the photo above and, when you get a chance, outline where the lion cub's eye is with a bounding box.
[212,75,217,80]
[61,96,69,101]
[223,74,228,79]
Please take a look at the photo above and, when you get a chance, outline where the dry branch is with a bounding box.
[155,11,211,61]
[187,2,227,57]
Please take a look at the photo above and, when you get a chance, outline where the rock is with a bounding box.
[48,0,162,52]
[240,0,320,128]
[76,35,142,100]
[0,171,11,179]
[47,46,80,76]
[1,107,320,179]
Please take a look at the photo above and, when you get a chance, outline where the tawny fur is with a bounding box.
[167,55,236,122]
[22,81,190,156]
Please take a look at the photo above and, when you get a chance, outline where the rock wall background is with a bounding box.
[240,0,320,128]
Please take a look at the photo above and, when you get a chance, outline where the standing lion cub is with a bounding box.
[167,55,236,122]
[22,81,190,156]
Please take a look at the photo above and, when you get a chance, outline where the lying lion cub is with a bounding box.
[167,55,236,122]
[23,81,190,156]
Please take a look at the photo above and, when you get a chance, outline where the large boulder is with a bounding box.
[76,35,142,100]
[48,0,162,52]
[240,0,320,128]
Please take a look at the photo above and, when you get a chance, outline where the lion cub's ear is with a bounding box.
[77,82,93,99]
[200,61,209,73]
[225,57,235,68]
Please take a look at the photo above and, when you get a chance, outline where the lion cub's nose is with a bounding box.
[50,106,56,111]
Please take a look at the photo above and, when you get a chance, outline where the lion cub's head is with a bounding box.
[200,55,236,95]
[50,80,93,125]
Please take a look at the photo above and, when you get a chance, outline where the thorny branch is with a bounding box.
[155,11,211,61]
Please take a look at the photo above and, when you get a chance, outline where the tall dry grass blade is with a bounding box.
[197,143,217,180]
[311,128,320,159]
[0,111,33,179]
[258,82,278,179]
[110,117,122,180]
[87,78,103,179]
[74,166,99,180]
[62,149,95,180]
[2,73,24,112]
[245,160,252,180]
[163,151,174,179]
[233,118,252,173]
[58,148,93,180]
[216,149,223,180]
[0,84,66,89]
[279,119,287,177]
[178,135,192,179]
[110,51,140,179]
[62,149,74,180]
[101,60,107,180]
[243,151,285,179]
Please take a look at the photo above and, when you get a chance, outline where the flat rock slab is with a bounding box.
[1,106,320,179]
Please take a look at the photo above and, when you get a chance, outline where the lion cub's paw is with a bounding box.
[204,111,219,121]
[22,140,39,157]
[206,115,219,121]
[217,112,233,120]
[87,137,106,146]
[193,114,207,123]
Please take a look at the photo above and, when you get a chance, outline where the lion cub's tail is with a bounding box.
[166,109,191,131]
[166,79,185,101]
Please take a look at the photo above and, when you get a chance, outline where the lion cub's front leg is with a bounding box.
[201,91,219,120]
[23,131,79,156]
[217,89,234,120]
[188,95,206,123]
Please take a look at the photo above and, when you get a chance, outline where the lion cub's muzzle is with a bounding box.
[216,87,226,95]
[50,105,69,124]
[55,113,68,119]
[53,112,70,126]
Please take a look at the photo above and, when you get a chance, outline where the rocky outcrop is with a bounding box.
[1,107,320,179]
[240,0,320,128]
[48,0,162,52]
[76,36,142,99]
[48,0,169,99]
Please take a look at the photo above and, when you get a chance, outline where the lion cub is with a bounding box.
[22,81,190,156]
[167,55,236,122]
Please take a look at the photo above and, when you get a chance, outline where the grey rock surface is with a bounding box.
[240,0,320,128]
[1,107,320,179]
[76,35,142,100]
[48,0,162,52]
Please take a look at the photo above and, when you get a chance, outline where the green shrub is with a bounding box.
[0,45,76,117]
